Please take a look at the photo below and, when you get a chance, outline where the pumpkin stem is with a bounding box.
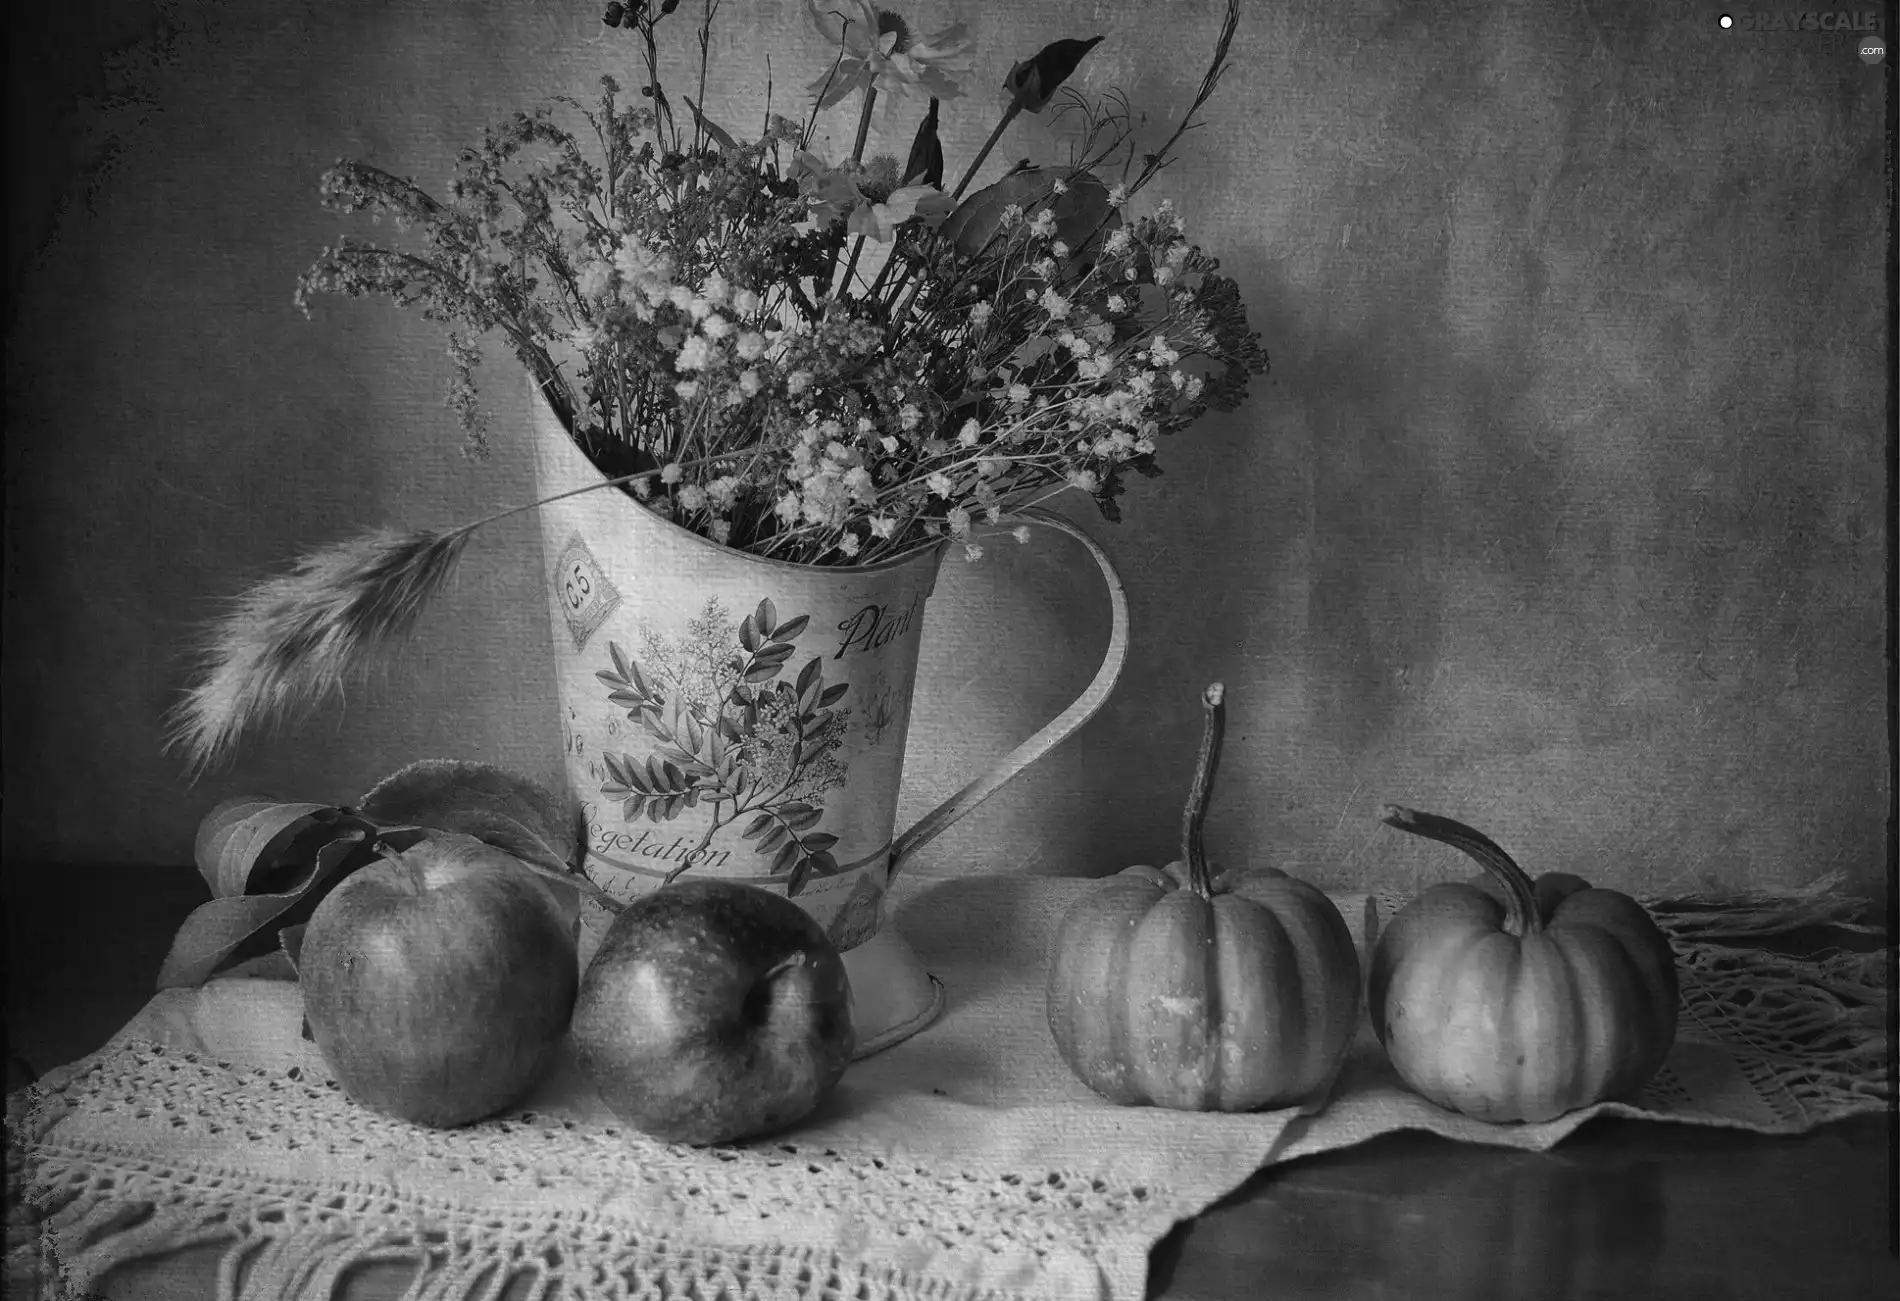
[1379,805,1543,935]
[1181,683,1226,899]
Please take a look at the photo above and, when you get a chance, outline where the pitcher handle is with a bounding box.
[887,507,1130,883]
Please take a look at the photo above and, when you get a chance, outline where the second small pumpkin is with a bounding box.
[1367,805,1679,1123]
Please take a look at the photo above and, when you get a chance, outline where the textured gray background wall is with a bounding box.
[5,0,1890,900]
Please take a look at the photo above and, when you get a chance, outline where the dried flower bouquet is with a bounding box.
[169,0,1266,772]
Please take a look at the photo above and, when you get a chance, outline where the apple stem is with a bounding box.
[375,844,427,894]
[763,952,806,982]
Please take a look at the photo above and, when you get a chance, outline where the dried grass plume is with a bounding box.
[165,527,474,777]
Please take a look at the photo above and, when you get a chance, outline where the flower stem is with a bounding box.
[951,102,1022,199]
[449,445,756,541]
[834,234,867,298]
[1181,683,1226,900]
[825,85,880,298]
[1378,806,1544,937]
[888,272,929,326]
[865,229,912,301]
[850,85,878,163]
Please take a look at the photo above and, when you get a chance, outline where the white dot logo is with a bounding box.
[1719,14,1734,29]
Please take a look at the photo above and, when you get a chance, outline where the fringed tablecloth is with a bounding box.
[7,871,1890,1301]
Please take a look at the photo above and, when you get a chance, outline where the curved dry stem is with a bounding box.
[1379,805,1543,936]
[1180,682,1226,898]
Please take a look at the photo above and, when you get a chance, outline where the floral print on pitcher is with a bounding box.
[593,597,852,895]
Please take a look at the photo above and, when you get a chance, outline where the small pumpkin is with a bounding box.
[1367,805,1679,1123]
[1046,683,1362,1111]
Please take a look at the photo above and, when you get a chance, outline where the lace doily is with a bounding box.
[11,1044,1185,1301]
[9,877,1890,1301]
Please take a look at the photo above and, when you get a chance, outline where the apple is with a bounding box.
[299,835,578,1128]
[570,880,854,1145]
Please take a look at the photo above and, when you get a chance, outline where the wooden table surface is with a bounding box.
[8,866,1897,1300]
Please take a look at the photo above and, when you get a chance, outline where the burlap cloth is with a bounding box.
[7,868,1890,1300]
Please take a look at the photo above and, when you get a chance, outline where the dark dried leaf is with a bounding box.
[357,759,579,872]
[1004,35,1105,114]
[682,93,737,151]
[942,168,1121,270]
[903,97,943,187]
[157,821,407,990]
[190,797,277,880]
[194,800,337,898]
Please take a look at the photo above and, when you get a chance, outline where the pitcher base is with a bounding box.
[844,926,945,1058]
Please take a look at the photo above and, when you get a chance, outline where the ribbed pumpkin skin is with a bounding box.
[1047,861,1362,1112]
[1368,858,1678,1124]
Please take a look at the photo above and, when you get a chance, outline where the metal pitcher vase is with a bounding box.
[529,388,1128,1056]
